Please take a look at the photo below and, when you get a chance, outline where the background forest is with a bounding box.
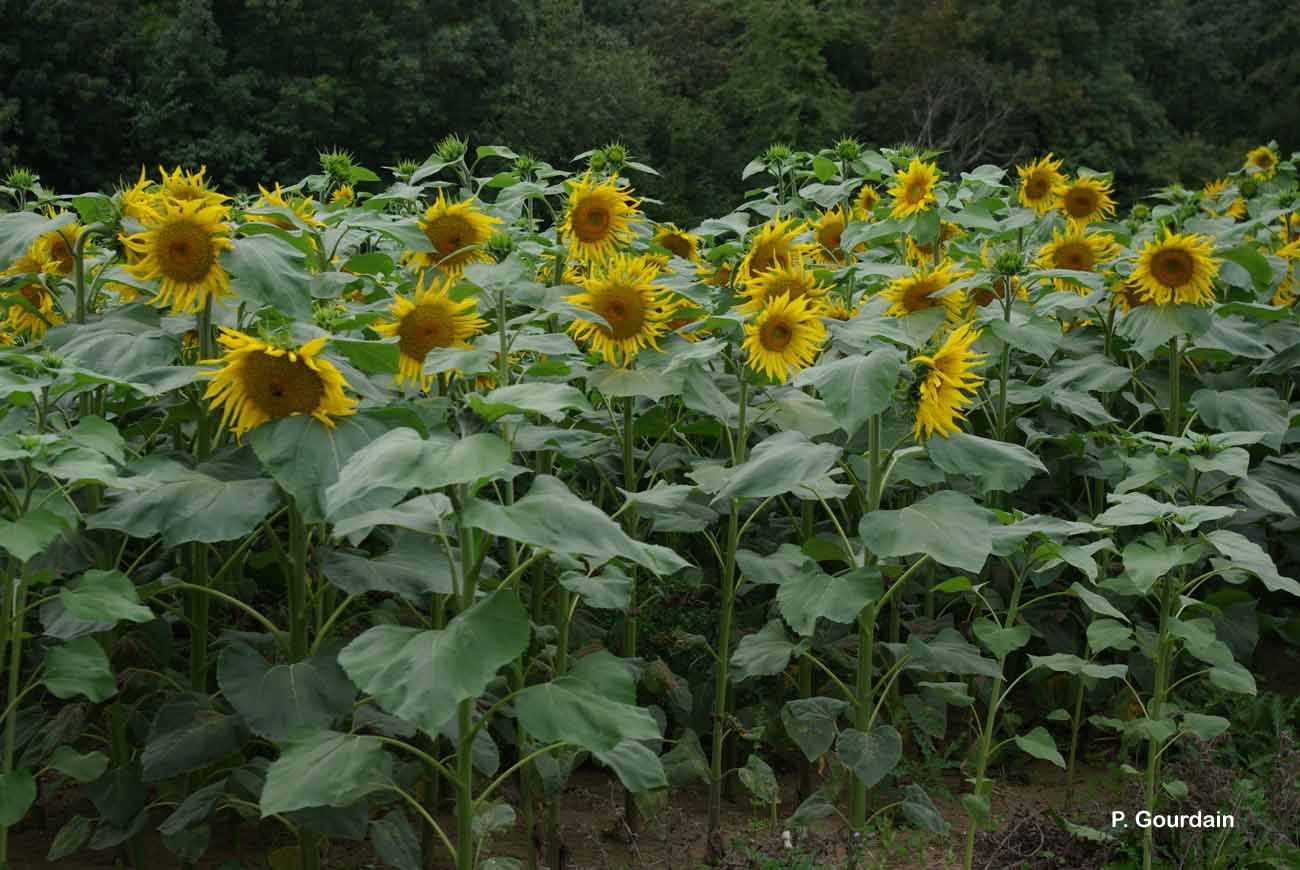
[2,0,1298,223]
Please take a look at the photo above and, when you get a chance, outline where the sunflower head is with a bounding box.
[118,168,161,224]
[910,322,986,440]
[1130,231,1220,306]
[1055,176,1116,226]
[158,165,227,208]
[889,158,941,219]
[738,215,814,285]
[330,184,356,207]
[881,260,969,323]
[373,274,488,391]
[122,197,234,313]
[4,281,62,339]
[741,292,827,384]
[1200,178,1247,220]
[1110,277,1151,314]
[814,206,858,265]
[248,183,323,231]
[1273,266,1297,308]
[854,183,880,219]
[1245,145,1280,180]
[565,253,678,366]
[905,220,965,265]
[405,192,501,276]
[739,258,829,314]
[560,172,641,263]
[825,295,860,321]
[652,223,701,263]
[1016,154,1065,213]
[25,208,84,277]
[200,329,357,438]
[1036,227,1118,293]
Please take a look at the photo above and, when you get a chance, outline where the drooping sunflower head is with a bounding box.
[1016,154,1065,213]
[652,223,701,263]
[122,197,234,313]
[200,329,358,438]
[854,183,880,219]
[910,322,986,440]
[330,184,356,207]
[881,260,969,323]
[889,158,941,219]
[405,191,501,276]
[28,208,83,277]
[560,172,641,263]
[699,261,734,288]
[738,215,813,285]
[1130,231,1220,306]
[1200,178,1247,220]
[158,165,227,208]
[4,280,63,339]
[1110,277,1151,314]
[1055,175,1116,226]
[739,258,829,314]
[118,168,161,224]
[373,274,489,391]
[1245,145,1280,180]
[565,253,678,366]
[741,292,827,384]
[824,295,860,321]
[905,220,965,265]
[247,183,323,230]
[813,206,859,265]
[1036,227,1119,292]
[1273,265,1297,308]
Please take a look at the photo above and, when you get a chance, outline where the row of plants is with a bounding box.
[0,136,1297,870]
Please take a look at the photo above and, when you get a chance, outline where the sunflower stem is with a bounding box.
[1167,336,1182,436]
[0,561,27,868]
[619,395,643,834]
[454,485,480,870]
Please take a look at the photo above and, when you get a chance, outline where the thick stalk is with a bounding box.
[706,501,739,860]
[188,300,215,692]
[0,571,27,866]
[1142,572,1178,870]
[287,504,319,870]
[1166,337,1182,436]
[423,595,448,870]
[797,500,815,800]
[546,587,572,870]
[850,604,877,828]
[619,397,641,833]
[455,504,480,870]
[997,286,1014,442]
[962,565,1027,870]
[1066,675,1086,808]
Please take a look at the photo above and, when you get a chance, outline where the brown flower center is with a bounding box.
[760,317,794,351]
[241,351,325,419]
[1024,175,1050,200]
[1064,188,1099,219]
[398,302,458,359]
[428,215,477,259]
[1055,243,1094,271]
[1150,249,1195,288]
[901,278,941,312]
[573,200,612,242]
[155,219,216,283]
[661,234,693,259]
[593,288,647,340]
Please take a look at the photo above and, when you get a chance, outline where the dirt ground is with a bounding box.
[9,759,1126,870]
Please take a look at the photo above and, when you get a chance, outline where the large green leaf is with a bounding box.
[370,811,422,870]
[707,430,842,506]
[0,770,36,826]
[141,696,248,781]
[858,490,996,571]
[1189,388,1290,450]
[218,643,356,741]
[927,432,1048,493]
[59,569,152,625]
[44,636,117,702]
[225,234,315,319]
[1014,726,1065,768]
[777,566,881,637]
[470,383,592,422]
[730,620,800,682]
[48,746,110,783]
[325,429,513,517]
[781,698,848,762]
[338,589,528,736]
[0,209,76,264]
[593,740,668,794]
[737,754,778,804]
[837,725,902,789]
[906,630,1001,678]
[1205,530,1300,597]
[793,348,904,436]
[260,731,393,816]
[619,483,717,533]
[43,306,180,382]
[322,533,455,600]
[971,618,1032,660]
[0,508,75,562]
[1115,303,1211,358]
[461,475,689,576]
[87,454,279,546]
[249,413,394,524]
[514,651,660,754]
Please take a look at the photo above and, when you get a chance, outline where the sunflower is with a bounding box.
[1035,227,1119,292]
[4,281,62,339]
[566,253,678,366]
[1279,212,1300,244]
[560,172,641,262]
[824,295,860,320]
[405,192,500,276]
[122,197,234,313]
[1109,277,1151,314]
[739,259,828,313]
[699,261,734,288]
[742,292,827,383]
[1016,154,1064,213]
[880,260,969,323]
[1245,145,1279,179]
[158,165,227,207]
[905,220,965,265]
[1201,178,1247,220]
[889,158,941,219]
[813,206,859,265]
[1273,266,1297,308]
[910,322,986,440]
[373,275,488,391]
[652,223,701,263]
[738,215,813,285]
[200,329,357,437]
[119,168,161,224]
[1130,231,1220,306]
[854,183,880,218]
[1055,176,1116,226]
[330,184,355,206]
[247,183,323,230]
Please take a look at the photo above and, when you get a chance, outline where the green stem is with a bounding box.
[707,500,740,860]
[1167,336,1182,436]
[850,604,877,829]
[1142,570,1178,870]
[286,503,319,870]
[455,492,480,870]
[962,563,1027,870]
[1066,673,1086,808]
[797,500,815,801]
[0,567,27,866]
[546,585,571,869]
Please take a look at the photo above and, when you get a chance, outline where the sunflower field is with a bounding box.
[0,137,1298,870]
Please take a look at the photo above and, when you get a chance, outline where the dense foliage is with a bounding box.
[0,134,1298,870]
[5,0,1300,223]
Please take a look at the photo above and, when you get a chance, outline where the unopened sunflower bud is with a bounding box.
[834,138,862,161]
[434,134,468,163]
[486,231,515,262]
[4,167,38,190]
